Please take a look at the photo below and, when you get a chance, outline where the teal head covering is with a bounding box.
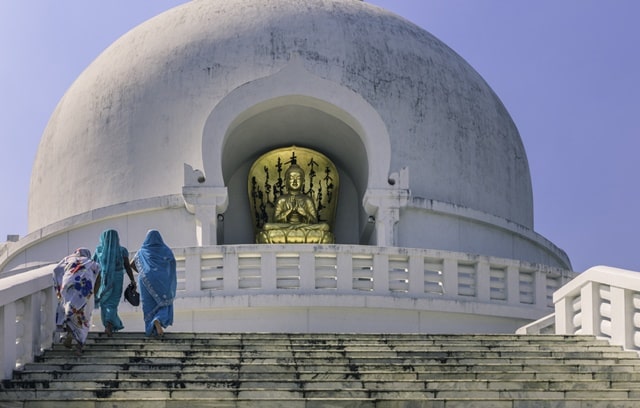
[94,229,124,275]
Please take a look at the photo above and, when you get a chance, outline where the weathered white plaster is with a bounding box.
[27,0,535,258]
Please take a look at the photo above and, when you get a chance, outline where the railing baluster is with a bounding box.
[336,252,352,291]
[184,250,201,294]
[373,253,388,294]
[299,252,314,290]
[408,255,423,295]
[1,302,17,379]
[610,286,633,349]
[262,252,276,291]
[224,250,239,292]
[477,261,490,302]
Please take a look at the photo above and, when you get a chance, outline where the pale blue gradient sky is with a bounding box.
[1,1,638,273]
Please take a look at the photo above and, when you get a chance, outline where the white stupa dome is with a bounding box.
[25,0,570,269]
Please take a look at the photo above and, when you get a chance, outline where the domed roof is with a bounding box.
[29,0,532,234]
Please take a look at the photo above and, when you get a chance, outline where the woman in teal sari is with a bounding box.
[131,230,177,337]
[93,229,136,336]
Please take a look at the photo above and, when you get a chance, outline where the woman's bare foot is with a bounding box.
[153,319,164,337]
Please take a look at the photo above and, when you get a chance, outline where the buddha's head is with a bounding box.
[284,164,304,193]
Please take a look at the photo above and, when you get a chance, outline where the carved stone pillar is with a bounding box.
[363,167,410,247]
[182,164,228,246]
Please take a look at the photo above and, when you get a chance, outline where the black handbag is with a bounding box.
[124,282,140,306]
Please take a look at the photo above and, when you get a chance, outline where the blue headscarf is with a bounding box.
[134,230,177,320]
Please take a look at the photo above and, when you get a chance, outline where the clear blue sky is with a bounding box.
[1,1,638,273]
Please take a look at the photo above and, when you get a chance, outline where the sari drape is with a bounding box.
[53,248,100,345]
[93,229,129,332]
[132,230,176,336]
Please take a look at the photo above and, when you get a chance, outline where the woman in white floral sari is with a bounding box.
[53,248,101,355]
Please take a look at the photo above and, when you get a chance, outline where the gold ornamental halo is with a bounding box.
[247,145,339,234]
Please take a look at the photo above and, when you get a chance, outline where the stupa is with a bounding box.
[0,0,573,334]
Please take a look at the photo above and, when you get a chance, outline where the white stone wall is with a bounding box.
[1,197,194,273]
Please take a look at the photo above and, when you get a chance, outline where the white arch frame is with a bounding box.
[201,57,392,190]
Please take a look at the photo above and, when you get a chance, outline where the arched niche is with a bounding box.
[200,58,391,244]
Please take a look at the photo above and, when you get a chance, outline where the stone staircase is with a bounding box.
[2,333,640,407]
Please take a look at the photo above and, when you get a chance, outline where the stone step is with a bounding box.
[19,361,640,376]
[29,355,640,369]
[2,383,640,396]
[86,332,584,337]
[2,388,640,402]
[6,399,640,408]
[43,339,640,355]
[13,367,640,382]
[79,337,630,355]
[82,332,613,344]
[73,343,625,355]
[6,376,640,391]
[81,338,614,348]
[41,347,638,361]
[78,340,624,353]
[53,338,637,351]
[5,398,640,408]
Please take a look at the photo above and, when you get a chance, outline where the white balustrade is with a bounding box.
[0,266,55,379]
[168,245,571,304]
[553,265,640,352]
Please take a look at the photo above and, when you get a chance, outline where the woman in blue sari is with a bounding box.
[131,230,177,337]
[93,229,136,336]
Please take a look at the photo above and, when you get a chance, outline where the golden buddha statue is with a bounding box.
[249,146,337,244]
